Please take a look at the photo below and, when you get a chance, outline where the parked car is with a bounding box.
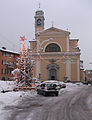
[82,80,90,85]
[37,80,60,96]
[59,83,66,88]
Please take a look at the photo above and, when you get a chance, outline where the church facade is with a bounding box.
[29,9,81,82]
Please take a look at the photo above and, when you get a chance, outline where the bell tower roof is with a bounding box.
[35,10,44,17]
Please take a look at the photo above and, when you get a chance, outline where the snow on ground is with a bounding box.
[0,81,36,107]
[0,80,91,120]
[0,80,16,91]
[59,82,84,93]
[65,82,84,91]
[60,82,92,111]
[0,80,37,120]
[0,81,84,110]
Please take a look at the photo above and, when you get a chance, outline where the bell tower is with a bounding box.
[34,10,45,34]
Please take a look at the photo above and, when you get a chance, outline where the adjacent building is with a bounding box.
[85,70,92,81]
[0,47,19,80]
[29,9,81,82]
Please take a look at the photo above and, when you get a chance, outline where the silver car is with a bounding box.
[37,81,60,96]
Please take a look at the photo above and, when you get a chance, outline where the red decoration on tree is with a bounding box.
[20,36,26,41]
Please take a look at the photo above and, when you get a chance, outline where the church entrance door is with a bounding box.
[49,69,57,80]
[47,63,59,80]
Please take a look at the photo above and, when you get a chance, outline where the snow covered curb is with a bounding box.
[0,81,17,92]
[60,82,84,93]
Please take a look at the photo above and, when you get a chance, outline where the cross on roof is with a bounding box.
[39,3,41,9]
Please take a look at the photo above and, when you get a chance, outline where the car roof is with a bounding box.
[42,80,59,84]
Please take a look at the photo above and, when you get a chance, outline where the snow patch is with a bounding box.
[26,113,34,120]
[0,80,37,120]
[0,80,85,120]
[60,82,84,93]
[0,80,16,92]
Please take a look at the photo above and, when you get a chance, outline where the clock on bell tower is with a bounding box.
[34,10,45,34]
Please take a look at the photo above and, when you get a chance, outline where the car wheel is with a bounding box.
[43,92,47,96]
[37,90,40,94]
[56,92,58,96]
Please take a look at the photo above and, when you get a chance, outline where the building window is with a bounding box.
[7,53,11,57]
[1,76,6,80]
[2,60,6,65]
[2,52,6,56]
[11,54,13,57]
[45,43,61,52]
[7,69,11,75]
[88,71,90,74]
[1,69,6,74]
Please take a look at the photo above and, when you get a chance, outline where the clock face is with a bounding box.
[37,19,42,26]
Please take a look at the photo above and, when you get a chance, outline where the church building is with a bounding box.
[29,9,81,82]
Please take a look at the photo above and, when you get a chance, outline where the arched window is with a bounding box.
[45,43,61,52]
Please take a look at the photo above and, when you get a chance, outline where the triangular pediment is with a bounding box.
[40,27,70,35]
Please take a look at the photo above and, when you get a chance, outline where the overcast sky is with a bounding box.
[0,0,92,69]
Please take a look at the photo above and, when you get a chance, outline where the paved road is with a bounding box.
[5,86,92,120]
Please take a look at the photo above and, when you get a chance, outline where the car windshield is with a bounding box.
[46,84,56,88]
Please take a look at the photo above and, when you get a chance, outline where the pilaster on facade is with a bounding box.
[66,36,70,52]
[66,35,71,80]
[66,62,71,81]
[36,59,40,78]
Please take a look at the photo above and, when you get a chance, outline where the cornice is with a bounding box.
[29,52,81,56]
